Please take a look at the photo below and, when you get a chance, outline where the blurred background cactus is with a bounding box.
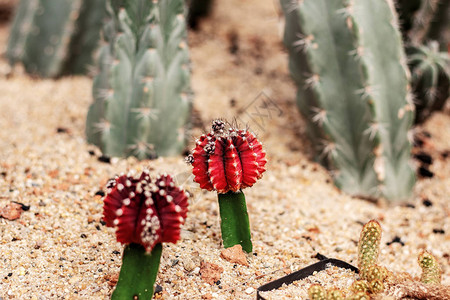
[395,0,450,125]
[280,0,415,202]
[6,0,106,77]
[407,42,449,123]
[85,0,192,159]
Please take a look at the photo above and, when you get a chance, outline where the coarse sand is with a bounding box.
[0,0,449,299]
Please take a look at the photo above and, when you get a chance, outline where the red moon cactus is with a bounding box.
[103,170,189,252]
[188,120,267,193]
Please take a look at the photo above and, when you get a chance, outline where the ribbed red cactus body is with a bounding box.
[189,120,267,193]
[103,171,189,252]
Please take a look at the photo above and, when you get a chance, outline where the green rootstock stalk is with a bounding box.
[280,0,415,202]
[112,243,162,299]
[218,191,252,253]
[86,0,192,159]
[6,0,105,77]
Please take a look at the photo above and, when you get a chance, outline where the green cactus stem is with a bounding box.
[418,251,441,284]
[358,220,382,279]
[86,0,192,159]
[218,191,252,253]
[6,0,105,77]
[112,243,162,299]
[280,0,415,202]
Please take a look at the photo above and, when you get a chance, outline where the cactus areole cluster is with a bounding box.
[187,120,267,253]
[102,171,188,298]
[187,119,267,193]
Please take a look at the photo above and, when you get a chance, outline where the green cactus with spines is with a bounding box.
[418,251,441,284]
[86,0,192,159]
[406,42,450,123]
[368,279,384,294]
[308,284,327,300]
[6,0,105,77]
[280,0,415,202]
[63,0,108,74]
[358,220,382,279]
[365,264,389,283]
[350,280,369,294]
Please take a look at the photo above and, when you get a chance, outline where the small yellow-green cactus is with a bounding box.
[350,280,369,293]
[368,279,384,294]
[365,264,389,282]
[418,251,441,284]
[326,288,345,300]
[308,284,327,300]
[358,220,382,279]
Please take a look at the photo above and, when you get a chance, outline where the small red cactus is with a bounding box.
[187,120,267,193]
[103,170,189,252]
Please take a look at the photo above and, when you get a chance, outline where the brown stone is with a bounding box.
[200,261,223,285]
[220,244,249,266]
[0,202,22,220]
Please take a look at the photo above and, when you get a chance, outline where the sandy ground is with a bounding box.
[0,0,449,299]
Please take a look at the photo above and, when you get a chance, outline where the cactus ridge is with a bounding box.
[86,0,192,159]
[280,0,415,201]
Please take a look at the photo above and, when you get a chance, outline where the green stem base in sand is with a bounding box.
[112,243,162,300]
[218,190,253,253]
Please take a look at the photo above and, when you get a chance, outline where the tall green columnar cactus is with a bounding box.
[86,0,192,159]
[280,0,415,201]
[6,0,105,77]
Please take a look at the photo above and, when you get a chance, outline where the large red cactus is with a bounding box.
[103,171,189,252]
[187,120,267,193]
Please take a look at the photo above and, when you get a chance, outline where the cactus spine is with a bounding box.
[6,0,105,77]
[86,0,192,159]
[280,0,415,202]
